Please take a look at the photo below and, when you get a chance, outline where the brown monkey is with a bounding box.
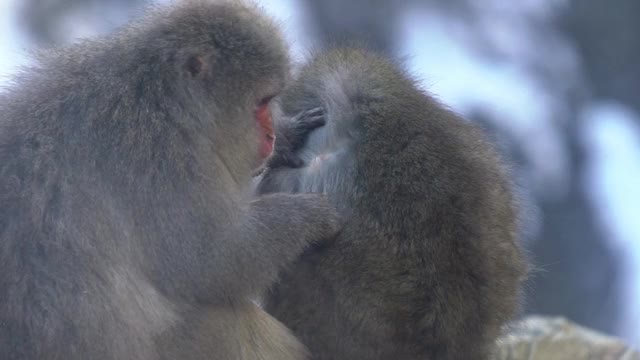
[0,1,338,359]
[257,48,528,360]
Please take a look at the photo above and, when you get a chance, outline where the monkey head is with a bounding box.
[141,1,289,172]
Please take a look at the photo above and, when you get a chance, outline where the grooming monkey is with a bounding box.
[0,1,338,359]
[257,48,528,360]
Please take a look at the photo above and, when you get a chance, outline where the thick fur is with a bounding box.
[257,48,528,360]
[0,1,338,359]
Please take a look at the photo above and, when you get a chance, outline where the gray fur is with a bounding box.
[0,1,337,359]
[257,48,528,360]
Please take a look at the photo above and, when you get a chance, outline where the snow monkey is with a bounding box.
[257,48,528,360]
[0,1,339,359]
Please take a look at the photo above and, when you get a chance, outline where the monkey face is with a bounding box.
[255,96,276,160]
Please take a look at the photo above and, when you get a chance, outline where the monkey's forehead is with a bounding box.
[143,1,286,53]
[140,1,289,79]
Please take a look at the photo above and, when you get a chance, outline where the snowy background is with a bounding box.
[1,0,638,346]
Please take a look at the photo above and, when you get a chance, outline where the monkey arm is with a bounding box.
[207,193,338,300]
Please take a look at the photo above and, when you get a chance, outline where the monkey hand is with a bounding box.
[248,193,341,264]
[290,193,341,243]
[267,107,326,169]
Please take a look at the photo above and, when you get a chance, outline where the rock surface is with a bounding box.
[494,316,640,360]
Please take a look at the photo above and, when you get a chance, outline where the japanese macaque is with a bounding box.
[257,48,528,360]
[0,1,338,359]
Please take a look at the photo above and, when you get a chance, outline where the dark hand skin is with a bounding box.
[266,107,326,169]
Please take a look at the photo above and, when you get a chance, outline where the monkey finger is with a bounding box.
[304,107,325,117]
[297,116,326,131]
[293,107,324,123]
[288,123,324,151]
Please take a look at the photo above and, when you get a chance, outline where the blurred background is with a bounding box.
[1,0,638,346]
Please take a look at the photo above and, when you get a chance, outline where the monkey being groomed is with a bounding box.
[0,1,339,360]
[256,48,528,360]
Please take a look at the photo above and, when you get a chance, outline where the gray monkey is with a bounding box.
[0,1,338,359]
[257,48,528,360]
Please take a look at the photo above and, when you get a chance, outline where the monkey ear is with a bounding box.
[184,55,206,78]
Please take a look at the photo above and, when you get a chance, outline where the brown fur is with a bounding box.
[257,48,528,360]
